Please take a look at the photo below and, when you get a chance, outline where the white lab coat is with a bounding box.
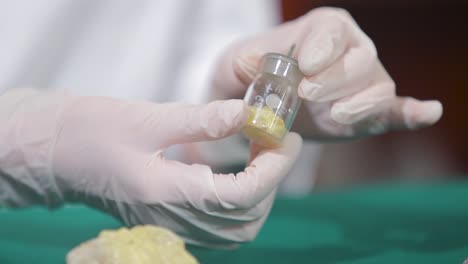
[0,0,321,195]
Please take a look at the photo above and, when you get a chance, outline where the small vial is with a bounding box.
[242,48,303,148]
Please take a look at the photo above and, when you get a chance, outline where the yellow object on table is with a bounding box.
[242,106,287,148]
[67,225,198,264]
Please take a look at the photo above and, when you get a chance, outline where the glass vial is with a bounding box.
[242,52,303,148]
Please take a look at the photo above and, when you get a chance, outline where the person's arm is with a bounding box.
[0,88,302,248]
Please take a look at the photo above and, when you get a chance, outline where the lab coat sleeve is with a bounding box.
[0,88,65,208]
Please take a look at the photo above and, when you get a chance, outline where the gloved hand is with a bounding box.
[212,7,443,140]
[0,89,302,248]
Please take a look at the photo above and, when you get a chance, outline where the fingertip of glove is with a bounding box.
[280,132,303,158]
[298,43,334,75]
[226,99,249,124]
[403,99,443,130]
[298,18,347,76]
[209,99,249,129]
[298,80,324,101]
[283,132,303,145]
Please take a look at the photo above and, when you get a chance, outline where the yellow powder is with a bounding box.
[242,106,287,148]
[67,226,198,264]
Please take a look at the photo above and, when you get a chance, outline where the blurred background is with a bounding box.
[281,0,467,188]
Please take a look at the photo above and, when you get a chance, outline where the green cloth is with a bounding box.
[1,182,468,263]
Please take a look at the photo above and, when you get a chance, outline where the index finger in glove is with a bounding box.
[297,8,379,102]
[139,100,249,148]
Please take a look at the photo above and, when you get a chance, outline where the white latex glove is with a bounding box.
[0,89,302,248]
[212,7,443,140]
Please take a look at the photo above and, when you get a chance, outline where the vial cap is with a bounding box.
[259,53,303,85]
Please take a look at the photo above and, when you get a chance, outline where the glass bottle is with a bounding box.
[242,50,303,148]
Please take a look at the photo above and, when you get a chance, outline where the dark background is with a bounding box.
[281,0,467,186]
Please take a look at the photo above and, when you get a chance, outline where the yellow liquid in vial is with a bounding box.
[242,106,287,148]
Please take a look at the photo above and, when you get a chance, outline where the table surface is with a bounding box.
[1,182,468,264]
